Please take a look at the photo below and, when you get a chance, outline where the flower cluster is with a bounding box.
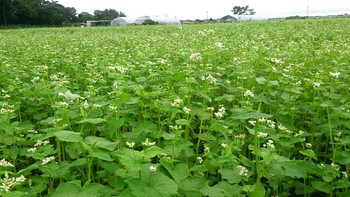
[312,82,320,88]
[0,172,26,192]
[220,143,229,149]
[0,102,15,114]
[258,118,276,129]
[329,71,340,78]
[204,145,210,152]
[183,106,191,114]
[258,132,268,139]
[0,159,14,167]
[198,29,214,36]
[214,42,223,49]
[267,57,284,64]
[34,140,50,147]
[59,101,69,108]
[42,156,56,165]
[244,90,254,98]
[169,125,182,130]
[277,124,293,135]
[237,165,248,176]
[214,106,226,119]
[197,157,203,164]
[201,74,217,84]
[234,134,246,139]
[149,165,157,173]
[142,138,156,147]
[126,141,135,148]
[171,98,182,107]
[263,140,275,151]
[189,53,202,62]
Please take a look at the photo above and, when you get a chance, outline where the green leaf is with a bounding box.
[213,181,243,197]
[63,90,80,101]
[50,183,79,197]
[90,148,113,161]
[299,150,317,160]
[230,109,273,120]
[1,191,28,197]
[84,136,118,151]
[176,119,189,126]
[0,119,14,135]
[218,168,241,184]
[160,159,189,183]
[50,183,117,197]
[312,181,331,193]
[143,146,165,159]
[54,131,82,142]
[112,148,144,171]
[78,118,106,124]
[334,150,350,164]
[252,182,266,197]
[256,76,267,84]
[128,173,178,197]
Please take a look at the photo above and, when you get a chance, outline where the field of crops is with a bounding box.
[0,18,350,196]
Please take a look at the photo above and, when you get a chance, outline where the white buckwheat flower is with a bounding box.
[312,82,320,88]
[142,138,156,147]
[83,100,89,109]
[263,140,275,151]
[237,165,248,176]
[248,120,256,126]
[27,148,37,153]
[126,141,135,148]
[171,98,182,107]
[306,143,312,148]
[204,145,210,152]
[258,132,268,139]
[214,106,226,119]
[59,102,69,108]
[183,107,191,114]
[34,140,50,147]
[215,42,223,49]
[197,157,203,164]
[42,156,56,165]
[329,71,340,78]
[0,172,26,192]
[0,159,14,167]
[207,107,215,111]
[244,90,254,98]
[190,53,202,62]
[221,143,229,149]
[149,165,157,173]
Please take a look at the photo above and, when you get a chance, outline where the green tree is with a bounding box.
[93,9,125,20]
[232,5,256,15]
[77,12,94,22]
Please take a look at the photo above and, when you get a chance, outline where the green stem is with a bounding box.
[327,107,335,159]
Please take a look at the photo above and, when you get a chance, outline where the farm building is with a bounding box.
[110,17,137,26]
[135,16,181,25]
[220,15,238,22]
[232,15,266,21]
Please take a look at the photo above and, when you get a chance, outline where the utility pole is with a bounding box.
[206,11,208,20]
[307,5,309,17]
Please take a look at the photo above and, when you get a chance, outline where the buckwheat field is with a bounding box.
[0,18,350,196]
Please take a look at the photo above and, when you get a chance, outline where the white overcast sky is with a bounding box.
[57,0,350,19]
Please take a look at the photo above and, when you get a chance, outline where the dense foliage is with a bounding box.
[0,18,350,196]
[0,0,125,26]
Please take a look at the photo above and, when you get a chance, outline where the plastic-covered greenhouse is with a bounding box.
[110,17,137,26]
[135,16,181,25]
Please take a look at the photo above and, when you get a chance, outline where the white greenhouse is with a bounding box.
[135,16,181,25]
[232,15,266,21]
[110,17,137,26]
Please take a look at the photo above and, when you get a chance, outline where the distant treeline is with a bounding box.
[0,0,125,26]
